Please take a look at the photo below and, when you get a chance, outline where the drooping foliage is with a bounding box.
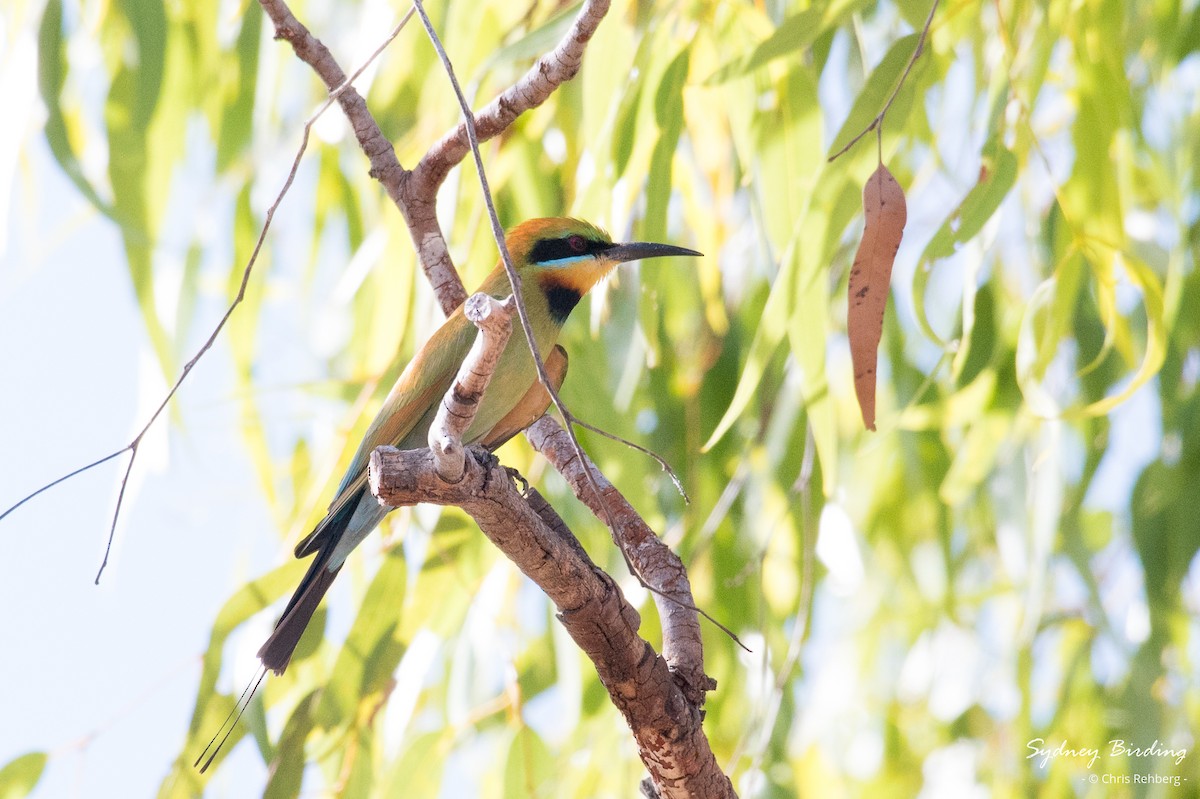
[6,0,1199,796]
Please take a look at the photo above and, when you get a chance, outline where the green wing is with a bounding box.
[293,309,475,559]
[337,305,476,495]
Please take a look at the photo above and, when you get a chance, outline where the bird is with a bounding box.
[257,217,701,675]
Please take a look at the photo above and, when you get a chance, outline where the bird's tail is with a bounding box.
[257,488,363,674]
[257,551,338,675]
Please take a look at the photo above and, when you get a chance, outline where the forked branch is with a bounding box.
[368,446,735,799]
[525,416,717,705]
[7,1,728,793]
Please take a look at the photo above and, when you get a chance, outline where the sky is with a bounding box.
[0,136,280,795]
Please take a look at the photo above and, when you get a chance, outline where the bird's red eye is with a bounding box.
[568,235,586,252]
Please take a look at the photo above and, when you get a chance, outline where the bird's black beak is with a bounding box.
[604,241,703,263]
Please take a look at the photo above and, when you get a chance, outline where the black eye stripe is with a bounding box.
[529,236,612,264]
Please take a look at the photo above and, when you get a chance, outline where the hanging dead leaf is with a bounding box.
[848,163,907,431]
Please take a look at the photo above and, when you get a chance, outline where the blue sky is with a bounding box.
[0,134,278,796]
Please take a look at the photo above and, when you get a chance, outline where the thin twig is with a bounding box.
[570,416,690,503]
[412,1,729,675]
[0,451,123,524]
[405,0,612,314]
[827,0,939,162]
[0,11,415,583]
[412,0,612,192]
[410,0,620,530]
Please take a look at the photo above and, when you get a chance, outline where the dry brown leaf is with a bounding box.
[848,163,907,431]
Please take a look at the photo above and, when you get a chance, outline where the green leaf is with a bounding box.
[754,65,823,250]
[216,0,262,171]
[37,0,109,213]
[826,33,921,159]
[1061,0,1129,246]
[923,144,1018,264]
[787,262,836,497]
[478,3,579,71]
[1176,5,1200,60]
[610,76,644,178]
[380,732,444,796]
[954,281,997,387]
[173,241,204,359]
[316,546,408,728]
[643,46,690,244]
[1133,461,1200,617]
[913,138,1017,347]
[503,727,553,799]
[638,45,691,365]
[705,64,825,455]
[938,413,1010,506]
[338,726,377,799]
[705,0,874,83]
[1014,276,1061,417]
[227,184,278,512]
[0,752,47,799]
[104,0,176,376]
[1068,253,1166,418]
[703,245,792,451]
[263,692,318,799]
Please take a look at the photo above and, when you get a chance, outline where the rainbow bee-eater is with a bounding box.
[258,217,701,674]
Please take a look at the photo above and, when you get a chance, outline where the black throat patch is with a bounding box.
[542,281,584,326]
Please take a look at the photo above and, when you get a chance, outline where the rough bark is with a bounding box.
[526,417,715,707]
[259,0,614,317]
[257,1,734,793]
[370,447,735,799]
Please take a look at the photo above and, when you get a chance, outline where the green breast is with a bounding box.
[461,310,561,444]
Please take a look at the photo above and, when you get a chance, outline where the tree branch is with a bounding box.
[400,0,611,314]
[410,0,611,197]
[257,0,468,311]
[260,0,615,317]
[524,416,715,707]
[259,0,409,196]
[427,293,515,481]
[368,446,735,799]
